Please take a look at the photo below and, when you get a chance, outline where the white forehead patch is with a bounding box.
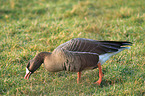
[26,68,30,74]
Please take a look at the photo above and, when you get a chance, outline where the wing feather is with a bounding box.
[61,49,99,72]
[55,38,132,55]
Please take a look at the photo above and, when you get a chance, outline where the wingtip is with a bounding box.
[122,42,133,46]
[120,47,131,49]
[126,47,131,49]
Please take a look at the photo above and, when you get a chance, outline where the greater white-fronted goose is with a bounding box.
[24,38,132,85]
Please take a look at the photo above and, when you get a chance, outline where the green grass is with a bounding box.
[0,0,145,95]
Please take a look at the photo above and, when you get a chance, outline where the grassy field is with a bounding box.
[0,0,145,95]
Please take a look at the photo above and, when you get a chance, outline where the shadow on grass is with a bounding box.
[100,77,123,87]
[81,67,135,87]
[101,67,134,87]
[0,10,14,14]
[0,9,13,19]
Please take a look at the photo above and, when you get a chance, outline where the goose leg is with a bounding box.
[94,63,104,85]
[77,72,81,83]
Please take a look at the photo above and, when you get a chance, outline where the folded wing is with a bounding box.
[56,38,132,55]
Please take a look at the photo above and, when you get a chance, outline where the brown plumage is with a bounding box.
[24,38,132,85]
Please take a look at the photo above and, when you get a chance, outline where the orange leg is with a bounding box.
[94,63,104,85]
[77,72,81,84]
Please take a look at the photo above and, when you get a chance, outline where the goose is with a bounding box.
[24,38,132,85]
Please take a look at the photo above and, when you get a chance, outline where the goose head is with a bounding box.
[24,52,51,79]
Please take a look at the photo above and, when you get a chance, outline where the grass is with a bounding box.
[0,0,145,95]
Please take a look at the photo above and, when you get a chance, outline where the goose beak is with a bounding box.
[24,68,32,79]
